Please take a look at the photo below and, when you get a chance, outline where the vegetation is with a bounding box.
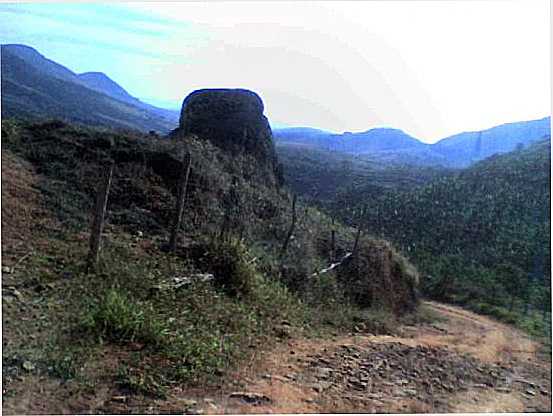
[1,45,178,134]
[81,288,170,346]
[2,118,420,400]
[276,143,454,205]
[325,140,551,333]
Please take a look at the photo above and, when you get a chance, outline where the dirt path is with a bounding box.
[158,301,551,414]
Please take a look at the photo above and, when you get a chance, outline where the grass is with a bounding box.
[67,237,315,387]
[116,364,168,398]
[45,350,79,381]
[462,300,551,350]
[80,288,169,346]
[398,302,445,326]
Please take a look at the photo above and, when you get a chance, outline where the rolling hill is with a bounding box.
[1,44,179,133]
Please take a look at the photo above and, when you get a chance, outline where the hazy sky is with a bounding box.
[0,1,550,142]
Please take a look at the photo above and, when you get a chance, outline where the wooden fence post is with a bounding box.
[352,226,362,257]
[280,194,297,257]
[330,217,336,263]
[169,152,192,252]
[87,161,114,271]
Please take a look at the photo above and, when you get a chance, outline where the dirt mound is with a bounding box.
[338,239,419,314]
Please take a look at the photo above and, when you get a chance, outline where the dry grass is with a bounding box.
[448,389,525,413]
[1,150,47,260]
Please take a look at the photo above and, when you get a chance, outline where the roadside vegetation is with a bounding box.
[290,140,551,339]
[1,118,420,405]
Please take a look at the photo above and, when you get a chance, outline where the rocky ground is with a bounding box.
[3,289,551,414]
[110,301,549,414]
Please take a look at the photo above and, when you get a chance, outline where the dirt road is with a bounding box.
[152,301,550,414]
[4,301,550,414]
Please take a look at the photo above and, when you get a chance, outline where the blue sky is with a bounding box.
[0,1,550,142]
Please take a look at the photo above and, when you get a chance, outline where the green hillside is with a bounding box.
[1,45,178,133]
[332,140,551,331]
[2,118,420,398]
[276,143,454,205]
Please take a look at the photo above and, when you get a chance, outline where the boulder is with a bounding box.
[177,89,280,182]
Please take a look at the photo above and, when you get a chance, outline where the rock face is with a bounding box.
[178,89,279,181]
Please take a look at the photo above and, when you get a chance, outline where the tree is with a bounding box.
[496,263,524,311]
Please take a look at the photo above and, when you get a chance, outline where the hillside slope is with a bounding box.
[276,144,454,205]
[1,89,420,412]
[332,140,551,326]
[1,44,178,133]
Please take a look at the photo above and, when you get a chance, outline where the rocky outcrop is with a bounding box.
[177,89,280,183]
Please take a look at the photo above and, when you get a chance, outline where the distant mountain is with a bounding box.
[274,127,428,151]
[433,117,551,167]
[274,118,551,168]
[274,127,448,166]
[77,71,139,105]
[332,128,424,152]
[1,44,179,133]
[2,44,82,84]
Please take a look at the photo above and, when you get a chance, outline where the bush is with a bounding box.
[81,288,168,346]
[201,238,258,297]
[467,301,518,325]
[116,365,167,398]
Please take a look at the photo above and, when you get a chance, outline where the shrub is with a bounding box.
[201,238,258,297]
[81,288,168,346]
[116,364,167,398]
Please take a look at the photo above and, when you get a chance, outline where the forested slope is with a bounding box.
[330,140,551,329]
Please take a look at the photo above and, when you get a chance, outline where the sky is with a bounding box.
[0,1,550,142]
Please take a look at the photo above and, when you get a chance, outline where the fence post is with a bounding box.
[280,194,297,257]
[87,161,114,271]
[330,217,336,263]
[169,151,192,252]
[352,226,362,257]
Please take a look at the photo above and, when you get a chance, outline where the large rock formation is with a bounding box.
[177,89,280,183]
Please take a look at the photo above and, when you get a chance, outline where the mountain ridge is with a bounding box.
[275,117,551,168]
[77,71,140,105]
[1,43,179,133]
